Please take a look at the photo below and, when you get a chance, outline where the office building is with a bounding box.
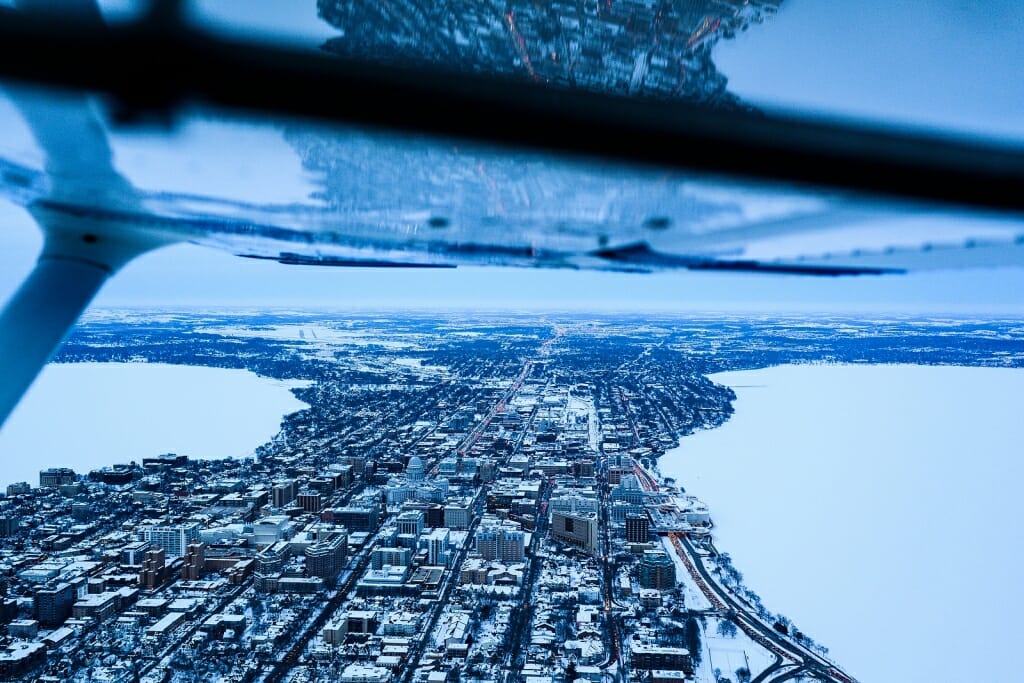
[272,479,297,508]
[396,510,424,537]
[425,505,445,528]
[39,468,76,488]
[335,505,380,533]
[371,546,411,570]
[551,511,599,554]
[443,504,471,530]
[297,490,322,514]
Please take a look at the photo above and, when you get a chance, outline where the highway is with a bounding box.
[667,534,855,683]
[624,457,856,683]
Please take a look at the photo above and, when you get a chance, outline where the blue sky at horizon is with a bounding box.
[2,0,1024,315]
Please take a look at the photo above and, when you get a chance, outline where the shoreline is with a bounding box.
[0,362,310,489]
[656,362,1024,683]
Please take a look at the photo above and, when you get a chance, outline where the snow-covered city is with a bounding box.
[0,312,1022,683]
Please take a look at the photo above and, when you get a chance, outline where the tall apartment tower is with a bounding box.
[639,550,676,590]
[140,547,166,589]
[476,526,526,563]
[305,533,348,580]
[625,513,650,544]
[427,528,450,566]
[181,542,206,581]
[140,523,201,559]
[34,583,75,627]
[272,479,298,508]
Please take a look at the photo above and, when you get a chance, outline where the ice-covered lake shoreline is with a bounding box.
[0,362,309,487]
[660,363,1024,683]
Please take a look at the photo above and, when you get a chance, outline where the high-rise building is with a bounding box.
[272,479,298,508]
[631,645,693,675]
[475,527,498,560]
[425,505,445,528]
[551,511,599,554]
[371,546,411,570]
[426,528,450,566]
[181,543,205,581]
[140,547,166,589]
[5,482,30,496]
[612,475,647,504]
[119,541,151,567]
[335,505,380,533]
[309,476,336,496]
[0,516,19,538]
[475,525,526,563]
[254,543,290,592]
[479,459,497,482]
[140,523,201,559]
[297,490,322,514]
[610,501,645,524]
[306,533,348,580]
[34,583,75,627]
[608,464,634,485]
[625,513,650,544]
[443,504,471,530]
[549,493,599,515]
[639,550,676,590]
[575,459,596,478]
[396,510,424,537]
[39,468,76,488]
[497,528,526,563]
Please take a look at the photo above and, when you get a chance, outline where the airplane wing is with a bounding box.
[1,0,1023,426]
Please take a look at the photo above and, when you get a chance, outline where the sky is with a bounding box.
[2,0,1024,314]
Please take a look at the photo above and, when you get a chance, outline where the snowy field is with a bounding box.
[0,362,309,487]
[661,364,1024,683]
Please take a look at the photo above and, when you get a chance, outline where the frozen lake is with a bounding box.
[661,364,1024,683]
[0,362,309,487]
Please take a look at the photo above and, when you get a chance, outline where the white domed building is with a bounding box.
[406,455,425,483]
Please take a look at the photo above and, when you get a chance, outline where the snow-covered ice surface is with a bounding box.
[661,364,1024,683]
[0,362,309,487]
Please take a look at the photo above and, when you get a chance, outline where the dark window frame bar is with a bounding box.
[0,9,1022,215]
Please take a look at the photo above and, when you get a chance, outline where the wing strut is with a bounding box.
[0,228,157,428]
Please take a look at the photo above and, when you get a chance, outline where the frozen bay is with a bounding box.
[0,362,309,487]
[662,364,1024,682]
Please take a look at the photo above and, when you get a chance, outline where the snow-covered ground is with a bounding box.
[0,362,309,487]
[661,364,1024,683]
[701,616,775,683]
[658,536,711,612]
